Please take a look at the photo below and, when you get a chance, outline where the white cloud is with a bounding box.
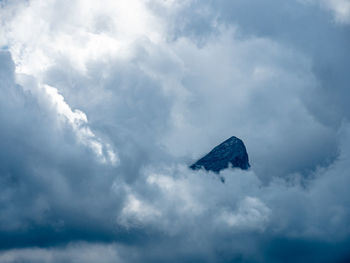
[325,0,350,23]
[43,84,118,165]
[302,0,350,24]
[0,243,123,263]
[219,197,270,231]
[117,191,162,228]
[0,0,164,75]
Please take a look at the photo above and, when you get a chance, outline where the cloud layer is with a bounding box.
[1,0,350,262]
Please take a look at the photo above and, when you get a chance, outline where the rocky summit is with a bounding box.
[190,136,250,173]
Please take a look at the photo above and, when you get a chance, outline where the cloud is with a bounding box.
[0,0,350,262]
[0,243,123,263]
[218,196,271,231]
[305,0,350,24]
[0,51,126,247]
[161,0,350,127]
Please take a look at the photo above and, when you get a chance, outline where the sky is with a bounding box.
[0,0,350,262]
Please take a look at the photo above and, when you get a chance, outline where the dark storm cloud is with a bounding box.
[0,51,128,248]
[1,0,350,262]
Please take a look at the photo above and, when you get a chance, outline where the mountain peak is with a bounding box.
[190,136,250,173]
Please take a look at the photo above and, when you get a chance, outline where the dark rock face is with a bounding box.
[190,136,250,173]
